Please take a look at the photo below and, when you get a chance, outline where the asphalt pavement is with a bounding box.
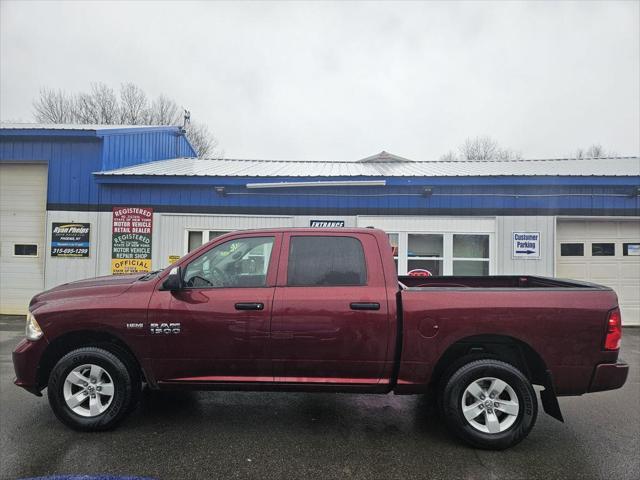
[1,316,638,480]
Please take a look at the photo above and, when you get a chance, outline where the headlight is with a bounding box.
[25,312,43,341]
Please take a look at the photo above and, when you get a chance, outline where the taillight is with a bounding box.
[604,308,622,350]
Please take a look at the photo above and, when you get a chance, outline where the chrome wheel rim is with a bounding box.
[63,364,115,417]
[461,376,519,434]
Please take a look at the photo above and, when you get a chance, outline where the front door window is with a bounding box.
[183,236,274,288]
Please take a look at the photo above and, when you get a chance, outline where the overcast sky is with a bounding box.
[1,1,639,161]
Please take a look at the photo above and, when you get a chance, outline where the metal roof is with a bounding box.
[0,123,183,137]
[96,155,640,178]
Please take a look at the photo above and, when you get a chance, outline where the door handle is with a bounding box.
[235,302,264,311]
[350,302,380,311]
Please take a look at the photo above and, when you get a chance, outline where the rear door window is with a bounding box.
[287,236,367,286]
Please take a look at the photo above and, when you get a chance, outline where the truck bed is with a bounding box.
[398,275,610,290]
[396,274,619,396]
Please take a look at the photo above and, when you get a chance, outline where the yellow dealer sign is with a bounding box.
[111,259,152,275]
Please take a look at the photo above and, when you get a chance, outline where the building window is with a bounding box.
[387,233,399,271]
[407,234,444,275]
[623,243,640,256]
[387,231,493,276]
[14,244,38,257]
[592,243,615,256]
[452,234,490,276]
[287,236,367,286]
[187,231,203,252]
[560,243,584,256]
[186,230,228,252]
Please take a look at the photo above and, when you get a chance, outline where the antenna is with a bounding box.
[182,109,191,130]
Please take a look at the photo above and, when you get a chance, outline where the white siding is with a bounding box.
[43,212,300,288]
[156,214,295,267]
[496,216,555,276]
[44,211,105,289]
[356,215,495,233]
[0,164,47,314]
[292,216,357,228]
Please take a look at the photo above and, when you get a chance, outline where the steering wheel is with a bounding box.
[187,275,213,288]
[208,266,230,287]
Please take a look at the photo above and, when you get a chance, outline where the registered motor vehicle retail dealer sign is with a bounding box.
[111,207,153,274]
[512,232,541,259]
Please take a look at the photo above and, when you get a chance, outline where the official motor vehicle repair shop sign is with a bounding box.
[512,232,541,259]
[111,207,153,274]
[51,223,90,257]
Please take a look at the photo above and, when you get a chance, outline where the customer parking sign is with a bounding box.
[512,232,541,259]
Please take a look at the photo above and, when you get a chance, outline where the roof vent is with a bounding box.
[356,151,414,163]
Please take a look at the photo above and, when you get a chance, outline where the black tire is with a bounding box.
[47,347,135,431]
[440,359,537,450]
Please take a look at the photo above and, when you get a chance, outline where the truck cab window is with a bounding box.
[183,236,274,288]
[287,236,367,286]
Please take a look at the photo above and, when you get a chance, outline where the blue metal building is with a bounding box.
[1,125,639,323]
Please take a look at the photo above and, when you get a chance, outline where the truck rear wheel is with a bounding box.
[440,359,537,450]
[47,347,135,431]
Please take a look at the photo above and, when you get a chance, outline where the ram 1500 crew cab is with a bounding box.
[13,228,628,449]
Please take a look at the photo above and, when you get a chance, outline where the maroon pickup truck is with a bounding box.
[13,228,628,449]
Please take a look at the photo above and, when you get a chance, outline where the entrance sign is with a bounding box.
[112,207,153,274]
[310,220,345,228]
[512,232,540,259]
[51,223,90,257]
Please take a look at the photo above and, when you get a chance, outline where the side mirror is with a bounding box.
[161,266,183,291]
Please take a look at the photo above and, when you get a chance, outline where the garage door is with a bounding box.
[0,164,47,314]
[557,219,640,326]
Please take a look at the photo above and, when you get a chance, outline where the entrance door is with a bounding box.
[557,219,640,326]
[271,232,391,384]
[0,163,47,314]
[149,233,281,382]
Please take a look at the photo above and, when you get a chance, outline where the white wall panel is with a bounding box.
[45,211,129,287]
[496,216,555,276]
[156,214,294,268]
[356,215,495,233]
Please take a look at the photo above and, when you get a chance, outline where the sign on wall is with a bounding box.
[512,232,541,259]
[51,223,90,257]
[111,207,153,275]
[310,220,345,228]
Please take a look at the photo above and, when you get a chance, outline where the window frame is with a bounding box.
[407,233,445,276]
[451,234,490,277]
[184,229,230,254]
[591,242,616,257]
[393,232,493,276]
[623,243,640,257]
[386,232,400,274]
[13,243,39,258]
[181,233,280,289]
[560,243,585,257]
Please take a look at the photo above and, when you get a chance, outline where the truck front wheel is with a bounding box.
[440,359,538,450]
[47,347,135,431]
